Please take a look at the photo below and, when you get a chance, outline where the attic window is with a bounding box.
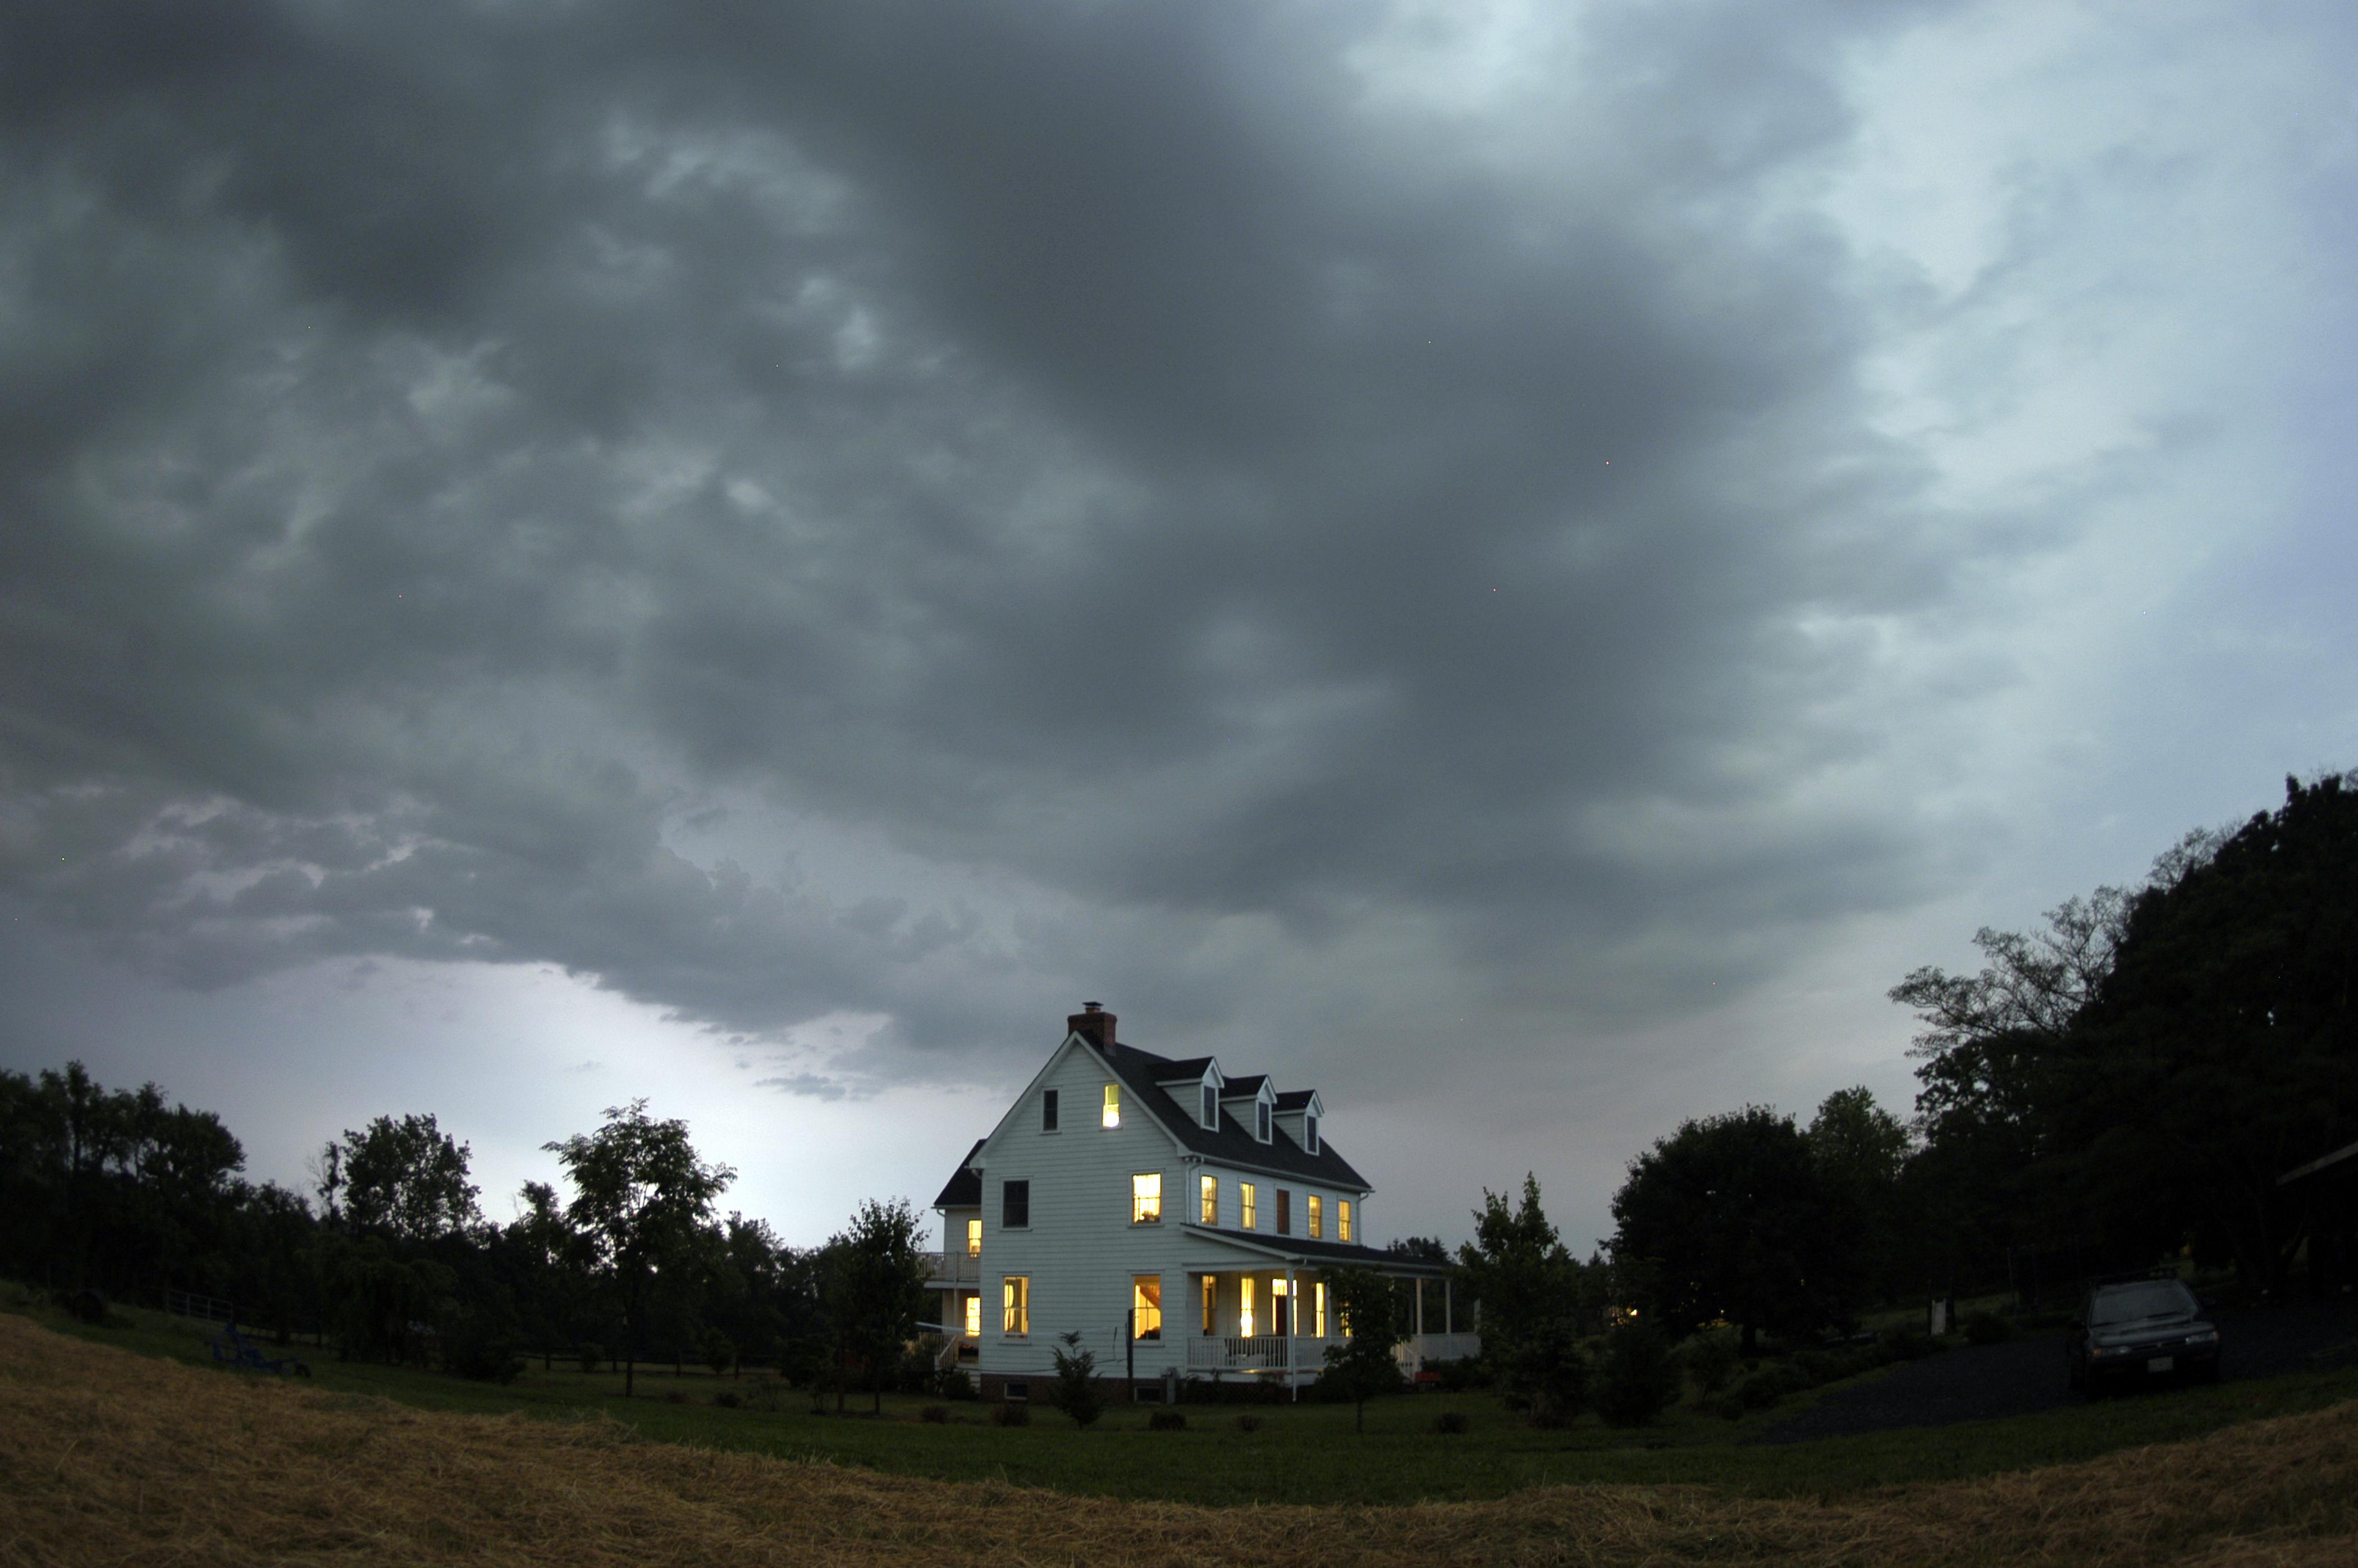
[1255,1101,1271,1143]
[1305,1112,1319,1155]
[1103,1083,1121,1128]
[1200,1082,1218,1128]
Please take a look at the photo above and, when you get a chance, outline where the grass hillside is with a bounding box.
[7,1313,2358,1566]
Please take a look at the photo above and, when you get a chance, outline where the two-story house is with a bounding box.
[926,1003,1474,1401]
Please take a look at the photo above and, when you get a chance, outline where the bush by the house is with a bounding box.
[1594,1319,1683,1428]
[939,1366,977,1401]
[989,1401,1029,1427]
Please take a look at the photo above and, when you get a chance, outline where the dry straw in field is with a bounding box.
[3,1313,2354,1566]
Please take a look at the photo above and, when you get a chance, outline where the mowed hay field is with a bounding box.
[4,1316,2357,1567]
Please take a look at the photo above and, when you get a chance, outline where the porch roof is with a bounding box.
[1178,1223,1453,1277]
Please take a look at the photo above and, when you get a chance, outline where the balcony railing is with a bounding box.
[924,1251,982,1284]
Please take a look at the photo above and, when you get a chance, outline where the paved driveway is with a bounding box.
[1750,1297,2358,1445]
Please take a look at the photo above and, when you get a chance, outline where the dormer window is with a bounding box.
[1255,1100,1271,1143]
[1103,1083,1120,1128]
[1201,1082,1218,1128]
[1305,1112,1319,1155]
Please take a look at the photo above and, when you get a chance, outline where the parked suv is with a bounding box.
[2067,1278,2220,1396]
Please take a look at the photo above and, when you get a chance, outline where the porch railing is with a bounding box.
[1397,1331,1482,1371]
[1185,1335,1333,1373]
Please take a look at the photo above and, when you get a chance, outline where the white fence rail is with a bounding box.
[1185,1336,1333,1373]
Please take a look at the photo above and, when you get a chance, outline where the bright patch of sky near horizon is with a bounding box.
[1,0,2352,1251]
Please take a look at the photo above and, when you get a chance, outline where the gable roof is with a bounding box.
[931,1138,986,1208]
[1150,1056,1219,1082]
[1096,1040,1370,1192]
[1217,1073,1271,1098]
[1274,1089,1319,1110]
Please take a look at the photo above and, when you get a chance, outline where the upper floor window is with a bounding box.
[1042,1089,1059,1132]
[1002,1276,1029,1336]
[1103,1083,1121,1128]
[1338,1199,1352,1243]
[966,1217,982,1256]
[1305,1112,1319,1155]
[1132,1275,1163,1340]
[1002,1179,1030,1229]
[1199,1173,1218,1225]
[1201,1082,1218,1128]
[1255,1101,1271,1142]
[1240,1182,1257,1229]
[1276,1188,1292,1235]
[1131,1172,1162,1223]
[1306,1194,1323,1239]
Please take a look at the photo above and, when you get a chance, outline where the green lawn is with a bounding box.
[14,1292,2357,1508]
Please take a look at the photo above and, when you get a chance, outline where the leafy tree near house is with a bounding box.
[819,1196,931,1415]
[543,1100,735,1398]
[1455,1176,1591,1425]
[1320,1265,1406,1433]
[1611,1107,1848,1355]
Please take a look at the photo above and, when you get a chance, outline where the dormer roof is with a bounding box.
[1091,1041,1369,1191]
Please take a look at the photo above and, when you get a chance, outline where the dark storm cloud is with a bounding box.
[1,0,1990,1072]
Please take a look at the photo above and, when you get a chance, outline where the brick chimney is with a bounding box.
[1067,1001,1117,1050]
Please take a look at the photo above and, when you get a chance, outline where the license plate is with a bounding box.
[2148,1356,2174,1373]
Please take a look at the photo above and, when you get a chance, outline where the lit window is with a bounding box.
[1273,1277,1290,1335]
[1307,1195,1323,1239]
[1256,1101,1271,1142]
[1002,1276,1029,1336]
[1132,1172,1162,1223]
[1240,1182,1256,1229]
[1338,1199,1352,1243]
[1133,1275,1163,1340]
[1305,1112,1319,1154]
[965,1296,981,1338]
[1201,1082,1217,1128]
[1314,1281,1328,1338]
[1199,1174,1218,1225]
[1240,1277,1256,1338]
[1103,1083,1121,1128]
[1200,1276,1215,1336]
[966,1217,981,1256]
[1043,1089,1059,1132]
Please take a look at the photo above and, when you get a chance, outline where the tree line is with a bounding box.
[1449,773,2356,1423]
[0,1080,934,1399]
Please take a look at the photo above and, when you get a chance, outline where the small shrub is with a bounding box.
[940,1367,978,1401]
[920,1404,949,1424]
[1434,1410,1471,1436]
[1047,1331,1104,1429]
[576,1342,604,1375]
[1793,1349,1841,1386]
[990,1401,1030,1427]
[1963,1311,2013,1346]
[1733,1368,1787,1411]
[1235,1413,1263,1433]
[1147,1410,1187,1432]
[1594,1320,1682,1428]
[1681,1333,1738,1396]
[713,1390,742,1409]
[1429,1355,1489,1393]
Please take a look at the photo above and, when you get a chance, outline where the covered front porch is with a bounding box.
[1178,1224,1469,1391]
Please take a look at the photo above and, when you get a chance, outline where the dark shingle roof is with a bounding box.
[1150,1056,1218,1082]
[1099,1041,1369,1192]
[1274,1089,1319,1110]
[1217,1073,1269,1098]
[931,1138,986,1208]
[1180,1224,1449,1275]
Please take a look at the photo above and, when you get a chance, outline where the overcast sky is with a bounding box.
[3,0,2353,1254]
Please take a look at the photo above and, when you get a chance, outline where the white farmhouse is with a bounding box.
[926,1003,1474,1401]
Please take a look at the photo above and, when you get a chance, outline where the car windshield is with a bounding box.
[2091,1281,2198,1326]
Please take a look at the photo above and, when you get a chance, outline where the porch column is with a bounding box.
[1415,1277,1426,1336]
[1285,1266,1296,1402]
[1445,1276,1453,1336]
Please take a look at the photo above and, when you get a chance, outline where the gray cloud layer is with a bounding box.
[4,1,2350,1106]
